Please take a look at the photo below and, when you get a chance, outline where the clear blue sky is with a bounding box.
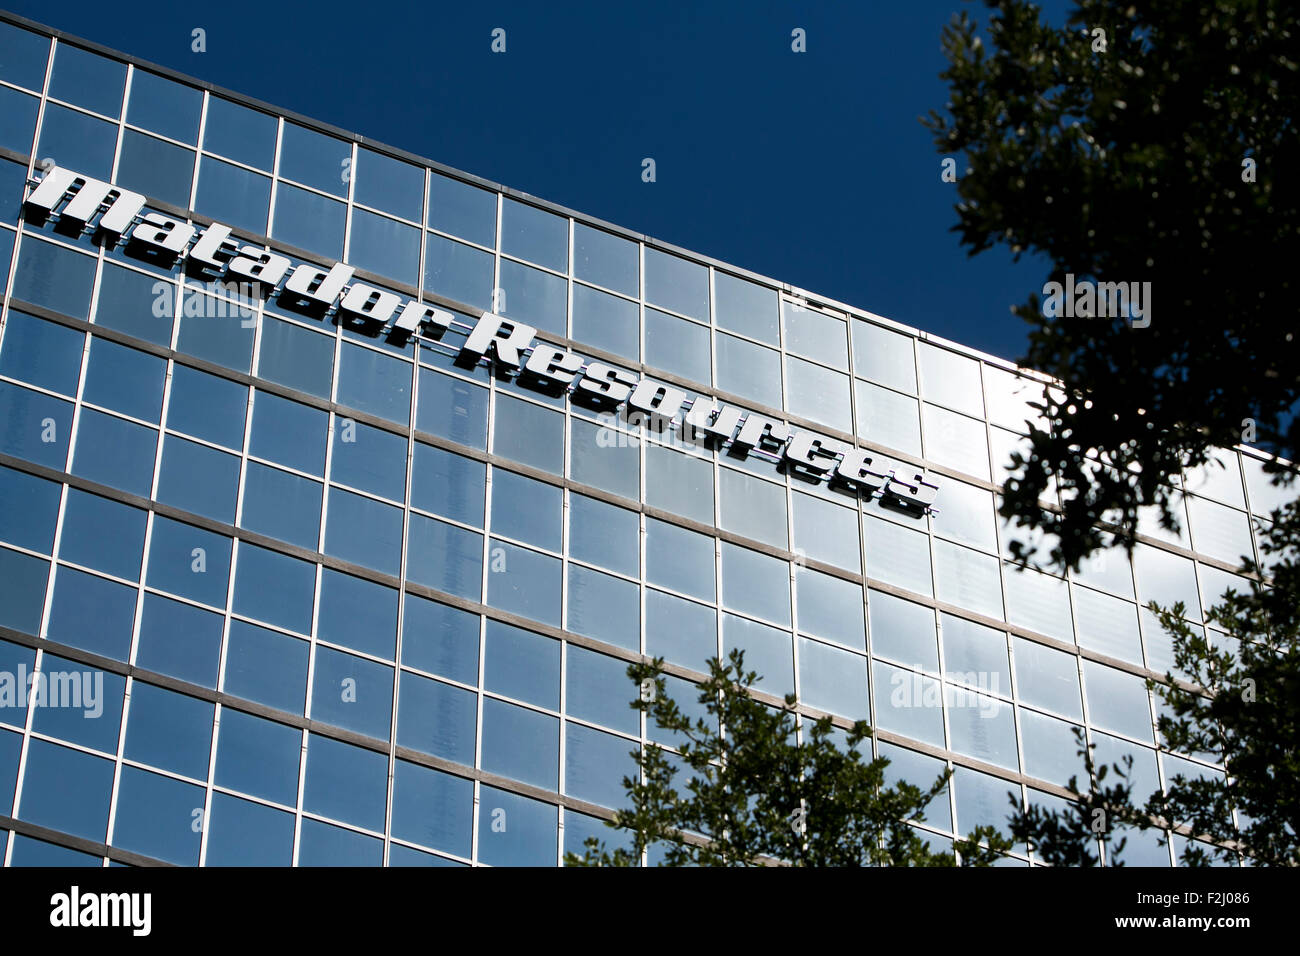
[8,0,1072,364]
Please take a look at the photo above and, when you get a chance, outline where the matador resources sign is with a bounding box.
[22,166,940,513]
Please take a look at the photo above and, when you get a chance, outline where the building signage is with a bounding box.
[22,166,940,513]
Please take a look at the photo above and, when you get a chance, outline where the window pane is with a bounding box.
[716,333,781,408]
[70,408,157,496]
[486,540,561,625]
[223,620,309,715]
[272,183,344,260]
[499,258,566,338]
[407,514,482,600]
[194,156,270,234]
[644,308,709,384]
[412,443,485,525]
[417,367,488,449]
[918,343,983,417]
[720,542,789,626]
[337,343,411,425]
[391,759,473,856]
[324,487,403,576]
[279,122,349,196]
[868,590,938,673]
[396,672,476,765]
[645,444,712,525]
[490,469,562,551]
[258,316,335,398]
[240,463,321,549]
[719,467,787,548]
[855,380,922,458]
[303,733,387,831]
[310,645,393,739]
[799,638,868,720]
[786,356,851,433]
[853,321,916,394]
[571,283,638,360]
[202,97,276,169]
[493,394,563,474]
[715,272,778,345]
[502,198,567,273]
[646,588,716,672]
[428,171,495,247]
[13,237,96,320]
[481,698,559,789]
[146,515,231,607]
[796,566,864,650]
[645,516,714,600]
[569,494,638,577]
[400,594,479,684]
[354,147,423,221]
[318,568,398,659]
[136,593,223,687]
[126,71,201,142]
[116,130,194,207]
[349,208,419,287]
[644,248,707,321]
[233,543,316,634]
[573,223,636,297]
[167,364,247,448]
[215,708,300,805]
[59,488,145,580]
[566,564,639,650]
[424,233,494,310]
[48,44,124,117]
[783,303,848,370]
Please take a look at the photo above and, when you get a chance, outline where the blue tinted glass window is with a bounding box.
[46,566,136,659]
[0,465,60,553]
[644,308,710,384]
[501,198,567,273]
[354,147,423,221]
[407,514,482,600]
[324,487,402,576]
[424,233,494,310]
[318,569,397,659]
[392,760,474,856]
[715,272,779,345]
[167,364,247,448]
[124,682,213,779]
[223,620,308,715]
[337,343,410,425]
[303,733,387,831]
[571,283,638,360]
[194,156,270,234]
[716,332,782,408]
[481,697,559,789]
[272,183,344,260]
[31,654,125,752]
[249,391,328,474]
[95,263,172,344]
[566,646,639,736]
[83,337,165,422]
[427,171,495,247]
[350,208,419,287]
[156,435,240,523]
[206,792,294,865]
[202,97,276,169]
[0,86,38,155]
[719,466,787,549]
[569,494,638,577]
[493,394,563,474]
[175,295,255,373]
[484,620,560,709]
[310,645,393,740]
[60,489,146,580]
[644,443,713,525]
[7,836,98,866]
[279,122,349,196]
[0,728,20,813]
[298,818,382,865]
[644,248,708,321]
[796,567,865,650]
[645,517,714,601]
[0,310,84,395]
[486,539,561,625]
[0,156,24,222]
[17,739,113,841]
[146,515,231,607]
[71,408,157,496]
[0,24,50,91]
[416,367,488,449]
[478,785,556,866]
[330,418,406,501]
[567,564,639,650]
[396,672,476,765]
[215,708,300,805]
[112,766,204,864]
[569,417,638,500]
[499,258,566,337]
[795,638,867,720]
[573,223,637,297]
[240,462,321,549]
[257,316,335,398]
[37,103,115,186]
[116,130,194,207]
[720,542,790,626]
[233,543,316,634]
[490,469,561,551]
[0,546,46,633]
[722,613,794,699]
[412,443,485,525]
[400,594,479,684]
[565,723,636,809]
[126,70,201,143]
[48,44,125,117]
[0,382,72,469]
[136,593,223,687]
[644,587,717,671]
[12,237,96,319]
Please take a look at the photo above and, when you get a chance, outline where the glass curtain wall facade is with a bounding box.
[0,14,1278,866]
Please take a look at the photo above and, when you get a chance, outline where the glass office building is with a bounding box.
[0,13,1277,867]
